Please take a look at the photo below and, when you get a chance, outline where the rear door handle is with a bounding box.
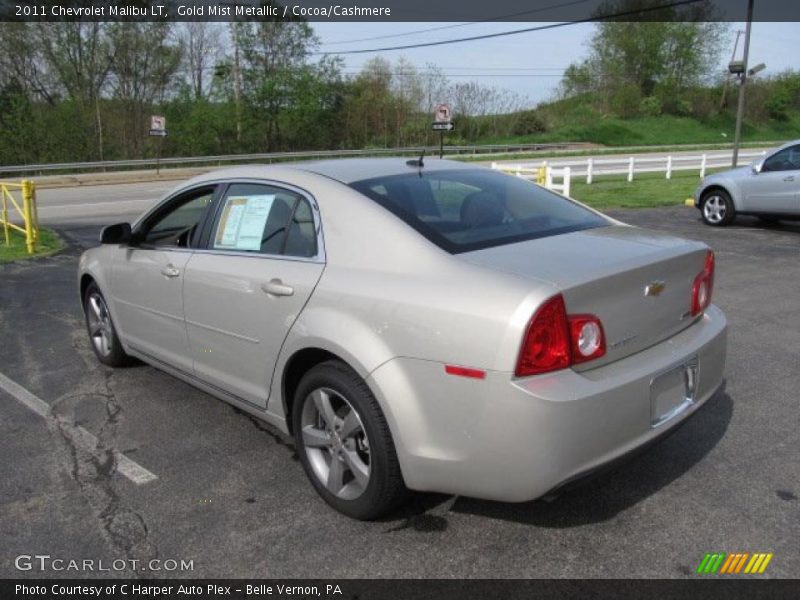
[784,176,795,182]
[261,279,294,297]
[160,264,180,278]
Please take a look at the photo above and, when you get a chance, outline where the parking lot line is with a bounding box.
[0,370,158,485]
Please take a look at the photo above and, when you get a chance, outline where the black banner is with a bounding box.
[3,579,800,600]
[2,0,799,22]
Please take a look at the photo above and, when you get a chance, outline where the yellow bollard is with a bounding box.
[536,166,546,185]
[22,179,36,254]
[1,186,9,247]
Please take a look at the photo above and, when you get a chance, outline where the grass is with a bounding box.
[0,227,64,263]
[569,170,706,210]
[475,99,800,148]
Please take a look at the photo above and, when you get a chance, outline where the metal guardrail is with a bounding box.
[0,143,594,175]
[1,180,39,254]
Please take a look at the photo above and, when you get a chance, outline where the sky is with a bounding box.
[311,21,798,107]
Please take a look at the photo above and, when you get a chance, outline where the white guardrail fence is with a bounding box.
[491,150,768,195]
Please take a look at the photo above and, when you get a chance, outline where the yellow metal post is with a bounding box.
[22,179,36,254]
[1,186,9,247]
[536,165,546,185]
[30,181,39,243]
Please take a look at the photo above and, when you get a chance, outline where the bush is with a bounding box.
[512,110,547,136]
[640,96,662,117]
[609,84,642,119]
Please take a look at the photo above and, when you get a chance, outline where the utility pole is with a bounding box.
[732,0,754,168]
[234,37,242,144]
[720,30,743,110]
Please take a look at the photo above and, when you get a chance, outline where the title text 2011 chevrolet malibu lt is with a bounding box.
[78,158,727,519]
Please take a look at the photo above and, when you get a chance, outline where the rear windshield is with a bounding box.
[349,169,608,253]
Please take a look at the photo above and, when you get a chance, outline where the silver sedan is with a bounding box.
[695,139,800,226]
[78,158,727,519]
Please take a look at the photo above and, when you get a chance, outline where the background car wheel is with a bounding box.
[292,360,408,520]
[83,282,130,367]
[701,190,735,226]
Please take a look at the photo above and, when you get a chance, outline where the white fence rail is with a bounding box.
[493,150,768,187]
[491,163,572,196]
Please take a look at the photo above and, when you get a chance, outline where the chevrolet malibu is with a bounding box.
[78,158,727,519]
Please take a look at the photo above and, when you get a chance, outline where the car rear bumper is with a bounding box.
[367,304,727,502]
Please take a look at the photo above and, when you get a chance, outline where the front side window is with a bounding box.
[350,169,608,253]
[210,183,317,258]
[141,187,215,248]
[763,145,800,172]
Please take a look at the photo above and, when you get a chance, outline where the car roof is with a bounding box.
[295,157,474,183]
[182,157,476,187]
[775,139,800,151]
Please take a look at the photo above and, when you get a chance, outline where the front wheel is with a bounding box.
[701,190,735,226]
[83,282,130,367]
[292,361,408,520]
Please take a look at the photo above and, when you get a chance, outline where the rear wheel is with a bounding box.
[292,360,408,520]
[83,282,130,367]
[701,190,735,226]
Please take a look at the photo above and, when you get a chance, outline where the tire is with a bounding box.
[83,282,130,367]
[292,360,408,520]
[700,189,736,226]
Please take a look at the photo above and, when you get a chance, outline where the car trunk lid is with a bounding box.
[460,225,709,368]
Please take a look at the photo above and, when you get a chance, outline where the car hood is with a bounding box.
[704,165,750,182]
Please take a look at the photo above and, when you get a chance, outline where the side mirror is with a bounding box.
[751,160,763,174]
[99,222,132,244]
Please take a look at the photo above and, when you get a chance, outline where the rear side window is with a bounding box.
[210,183,317,258]
[349,169,608,253]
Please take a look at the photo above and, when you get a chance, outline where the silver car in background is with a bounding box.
[78,158,727,519]
[695,139,800,226]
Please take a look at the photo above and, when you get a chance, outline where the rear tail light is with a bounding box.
[569,315,606,364]
[515,294,606,377]
[515,295,571,377]
[691,250,715,316]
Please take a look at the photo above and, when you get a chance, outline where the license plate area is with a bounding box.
[650,358,698,428]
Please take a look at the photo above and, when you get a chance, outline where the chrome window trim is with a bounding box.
[132,177,326,265]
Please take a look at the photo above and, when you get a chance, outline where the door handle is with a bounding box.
[261,279,294,297]
[160,264,180,279]
[784,176,795,182]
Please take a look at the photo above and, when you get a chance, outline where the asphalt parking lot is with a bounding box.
[1,204,798,579]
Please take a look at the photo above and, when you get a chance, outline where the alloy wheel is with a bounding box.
[300,387,371,500]
[703,195,726,224]
[86,292,114,357]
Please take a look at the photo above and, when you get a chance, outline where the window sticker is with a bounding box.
[214,195,275,251]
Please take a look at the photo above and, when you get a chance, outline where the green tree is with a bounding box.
[37,22,112,160]
[561,0,727,116]
[106,22,182,157]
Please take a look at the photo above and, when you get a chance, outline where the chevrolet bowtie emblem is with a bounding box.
[644,280,666,296]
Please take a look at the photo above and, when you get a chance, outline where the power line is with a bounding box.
[342,65,568,71]
[313,0,705,55]
[319,0,593,46]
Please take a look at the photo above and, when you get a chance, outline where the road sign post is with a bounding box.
[149,115,167,174]
[432,104,453,159]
